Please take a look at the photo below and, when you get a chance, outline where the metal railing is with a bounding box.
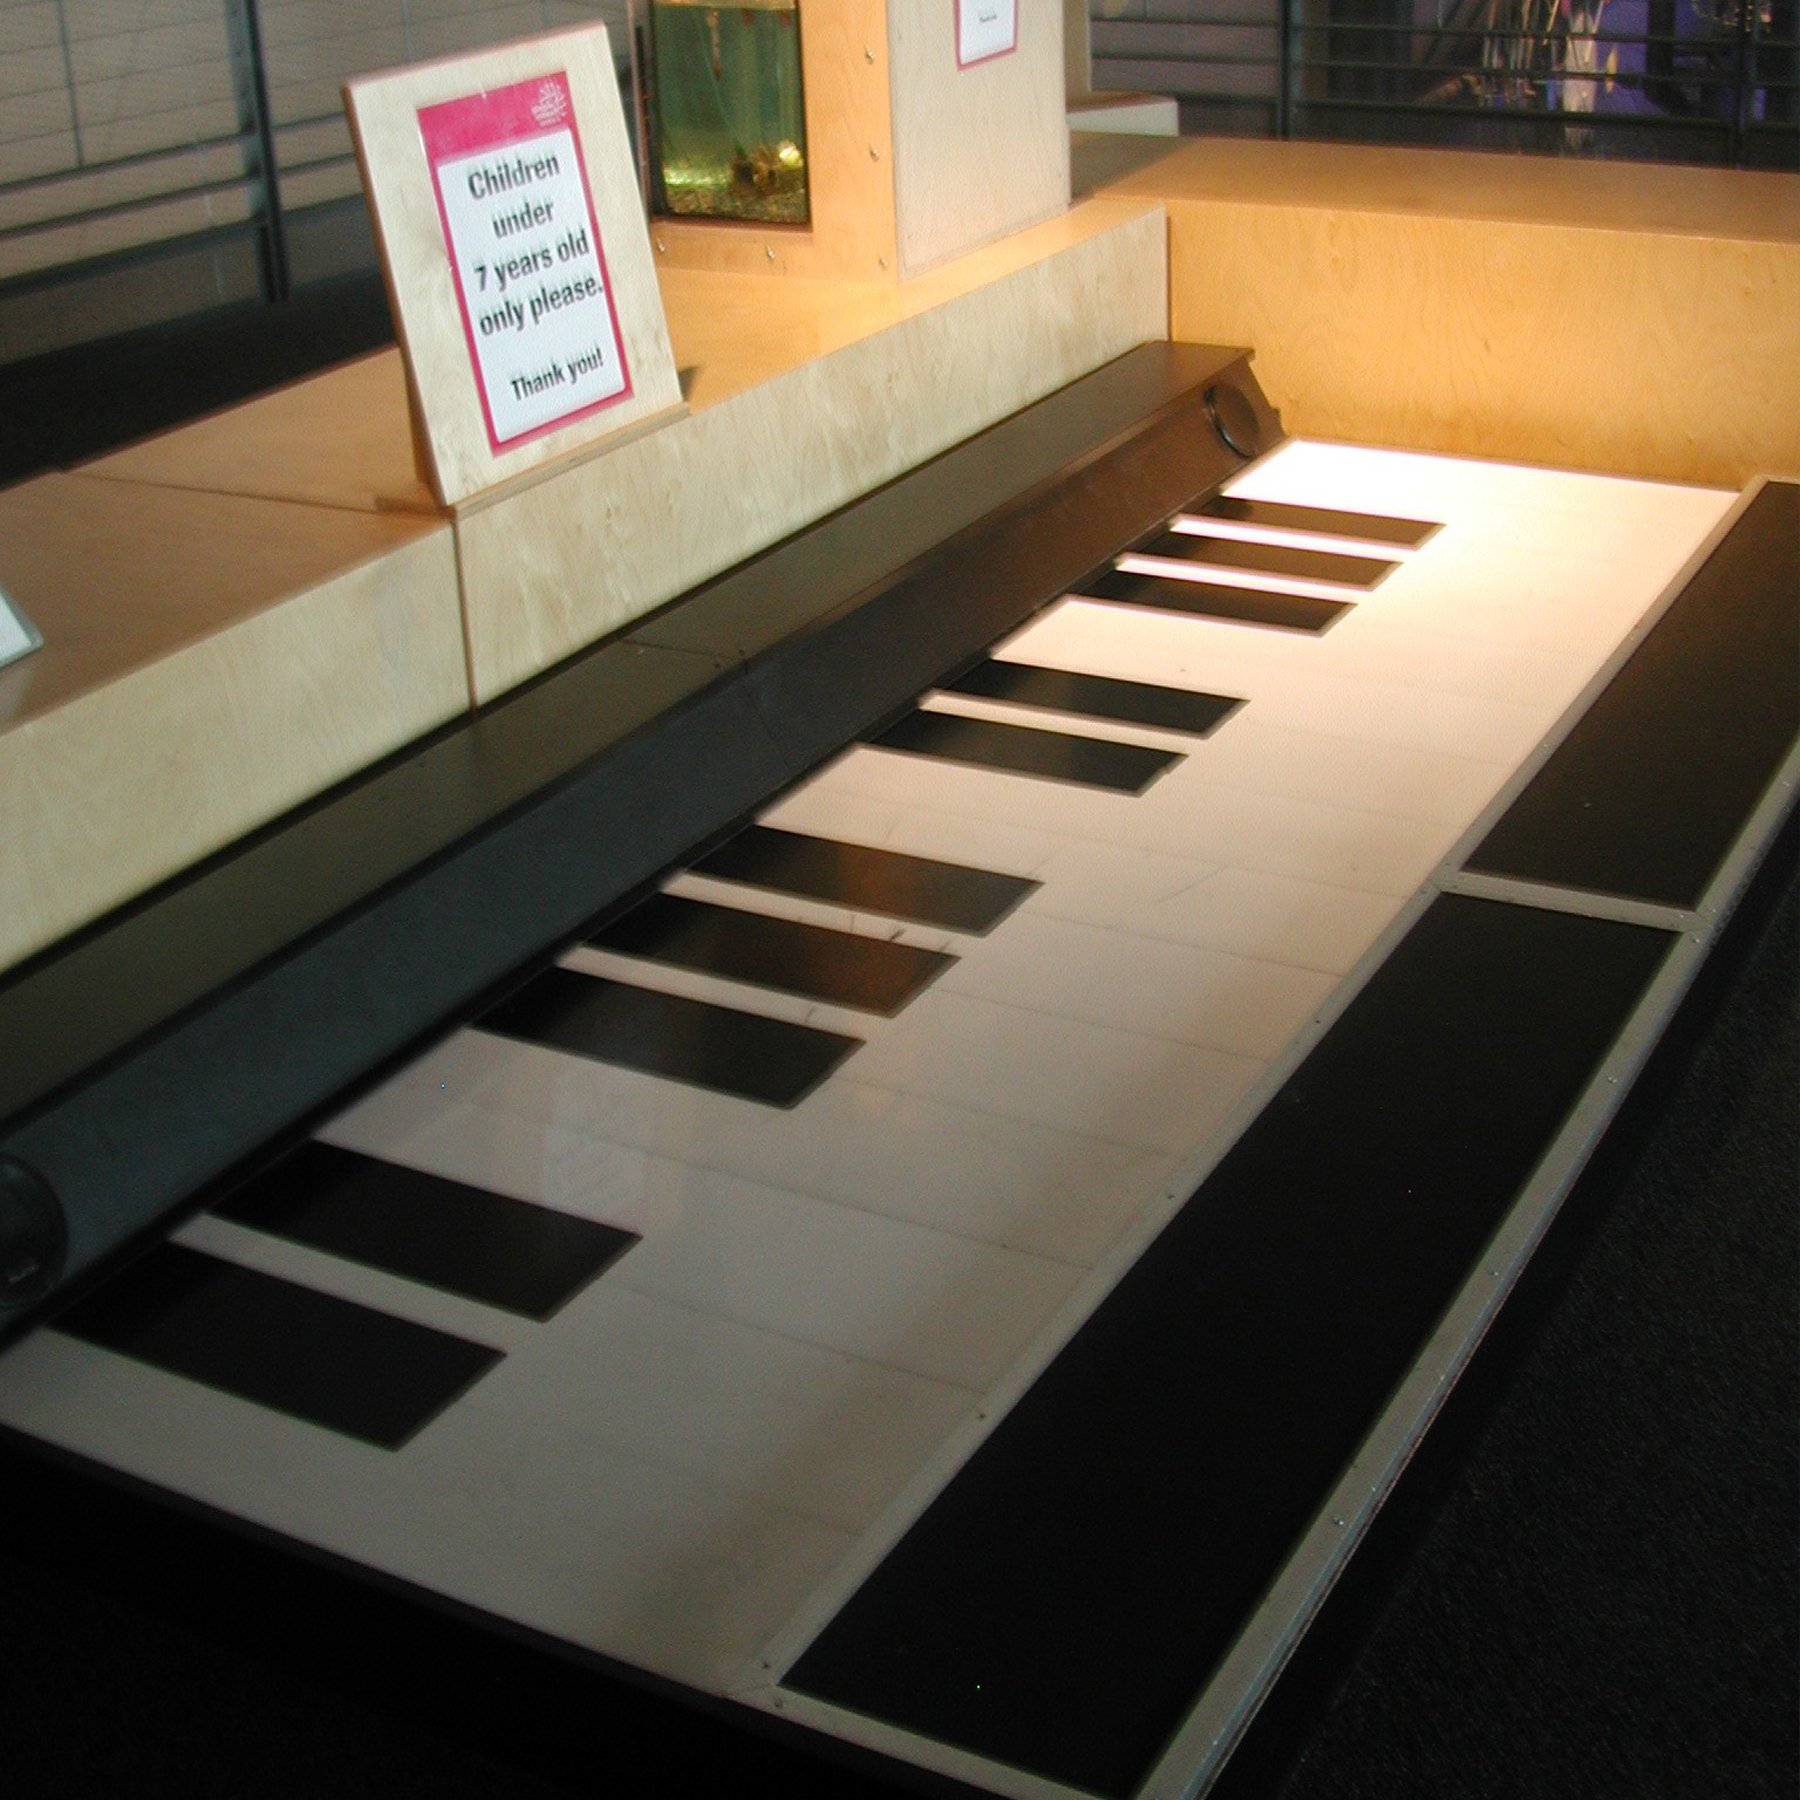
[0,1,1793,368]
[1093,0,1799,164]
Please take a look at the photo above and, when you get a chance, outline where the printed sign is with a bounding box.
[0,583,41,672]
[957,0,1019,66]
[418,72,632,453]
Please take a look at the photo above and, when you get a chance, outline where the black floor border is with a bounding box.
[785,895,1678,1797]
[1466,481,1799,908]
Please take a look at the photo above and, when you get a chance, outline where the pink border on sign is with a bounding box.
[955,0,1019,68]
[417,72,633,455]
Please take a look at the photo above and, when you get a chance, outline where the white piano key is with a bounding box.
[318,1108,1087,1391]
[936,913,1336,1064]
[336,1031,1180,1269]
[1166,512,1430,561]
[173,1210,534,1352]
[916,687,1202,757]
[667,781,1399,978]
[1232,440,1734,536]
[820,741,1452,898]
[0,1326,854,1691]
[1186,718,1508,828]
[479,1286,975,1534]
[760,780,1075,881]
[663,869,965,956]
[841,988,1266,1155]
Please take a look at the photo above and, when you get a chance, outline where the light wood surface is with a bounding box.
[83,350,435,516]
[1103,135,1800,240]
[344,23,682,506]
[1102,138,1800,488]
[21,195,1164,961]
[0,475,461,969]
[888,0,1070,276]
[457,198,1167,701]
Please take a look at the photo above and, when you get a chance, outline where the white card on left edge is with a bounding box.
[0,584,41,671]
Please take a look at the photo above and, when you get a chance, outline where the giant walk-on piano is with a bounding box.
[0,341,1795,1799]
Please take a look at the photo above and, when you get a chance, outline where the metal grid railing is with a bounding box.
[1092,0,1799,166]
[1,2,1792,366]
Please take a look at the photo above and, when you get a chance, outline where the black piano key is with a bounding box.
[480,966,860,1107]
[1191,495,1441,549]
[1466,481,1800,909]
[1073,566,1351,634]
[212,1140,635,1321]
[785,894,1676,1797]
[1137,529,1397,590]
[945,658,1243,738]
[867,709,1181,794]
[692,826,1038,936]
[589,893,953,1016]
[54,1243,501,1449]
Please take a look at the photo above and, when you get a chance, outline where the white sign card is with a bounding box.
[345,26,682,507]
[958,0,1020,67]
[0,583,42,673]
[419,73,631,452]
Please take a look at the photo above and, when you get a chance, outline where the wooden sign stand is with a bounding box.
[642,0,1069,283]
[346,24,685,510]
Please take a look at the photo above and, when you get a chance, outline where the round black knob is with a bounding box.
[0,1155,68,1312]
[1204,383,1262,460]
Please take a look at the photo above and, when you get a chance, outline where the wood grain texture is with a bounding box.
[457,198,1167,701]
[344,23,682,506]
[0,475,462,969]
[1101,139,1800,488]
[646,0,899,282]
[888,0,1071,277]
[1103,135,1800,241]
[81,350,433,516]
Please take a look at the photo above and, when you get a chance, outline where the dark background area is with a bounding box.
[0,301,1793,1799]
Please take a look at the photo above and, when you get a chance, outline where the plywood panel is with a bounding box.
[458,198,1167,701]
[1101,139,1800,488]
[0,475,462,968]
[83,350,433,516]
[1163,199,1799,489]
[1106,135,1800,241]
[887,0,1070,277]
[345,23,683,505]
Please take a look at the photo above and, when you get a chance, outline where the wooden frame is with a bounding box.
[647,0,1069,281]
[345,24,683,507]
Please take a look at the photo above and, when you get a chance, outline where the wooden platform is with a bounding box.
[0,196,1167,968]
[1093,136,1800,490]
